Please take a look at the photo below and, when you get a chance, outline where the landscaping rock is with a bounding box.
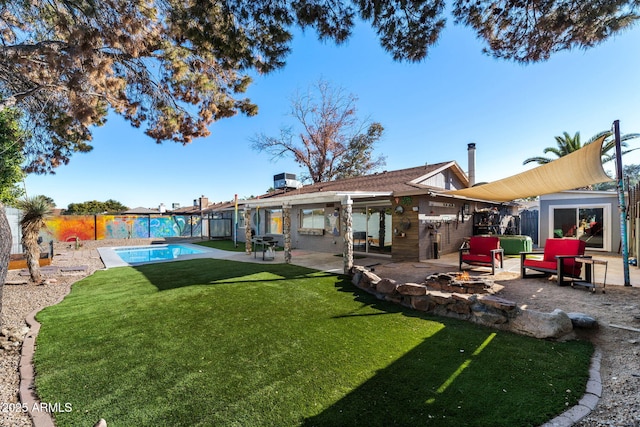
[427,290,453,305]
[471,304,508,325]
[351,269,363,287]
[567,312,599,329]
[508,308,573,339]
[362,270,381,288]
[478,295,517,311]
[376,278,398,294]
[411,296,435,312]
[397,282,427,296]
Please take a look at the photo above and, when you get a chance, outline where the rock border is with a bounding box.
[351,265,579,340]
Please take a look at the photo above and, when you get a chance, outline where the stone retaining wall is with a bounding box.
[350,266,576,340]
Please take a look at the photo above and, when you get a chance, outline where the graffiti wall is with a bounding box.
[41,215,202,242]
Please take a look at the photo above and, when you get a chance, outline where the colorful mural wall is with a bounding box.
[41,215,203,242]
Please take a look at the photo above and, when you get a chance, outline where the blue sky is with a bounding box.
[24,18,640,210]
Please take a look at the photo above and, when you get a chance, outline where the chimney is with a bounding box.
[467,143,476,187]
[199,195,209,211]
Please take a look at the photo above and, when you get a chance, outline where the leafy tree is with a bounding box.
[0,109,26,204]
[453,0,639,63]
[251,79,386,183]
[593,164,640,191]
[65,199,128,215]
[522,130,640,165]
[2,1,637,175]
[17,195,53,283]
[0,108,26,321]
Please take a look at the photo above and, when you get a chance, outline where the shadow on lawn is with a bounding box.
[301,325,511,427]
[132,258,341,291]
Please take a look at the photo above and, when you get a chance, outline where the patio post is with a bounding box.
[343,196,353,274]
[244,207,252,255]
[613,120,631,286]
[283,203,291,263]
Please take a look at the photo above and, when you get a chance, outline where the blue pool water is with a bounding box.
[114,244,205,264]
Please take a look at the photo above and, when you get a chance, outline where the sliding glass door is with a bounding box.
[551,205,607,250]
[352,205,392,254]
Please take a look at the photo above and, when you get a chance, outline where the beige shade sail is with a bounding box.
[445,136,613,202]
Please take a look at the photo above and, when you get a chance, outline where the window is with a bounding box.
[300,208,325,229]
[266,209,283,234]
[236,213,245,229]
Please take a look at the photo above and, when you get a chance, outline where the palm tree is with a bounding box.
[523,130,640,165]
[18,195,53,283]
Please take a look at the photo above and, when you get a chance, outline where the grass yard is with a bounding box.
[34,259,593,426]
[195,239,248,252]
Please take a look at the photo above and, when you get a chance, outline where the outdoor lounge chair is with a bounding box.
[520,238,587,285]
[459,236,504,275]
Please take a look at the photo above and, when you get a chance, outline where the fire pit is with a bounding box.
[424,271,498,294]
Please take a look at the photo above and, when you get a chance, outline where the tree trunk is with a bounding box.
[0,202,12,328]
[22,222,42,283]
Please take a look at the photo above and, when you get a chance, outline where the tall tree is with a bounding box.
[18,196,53,283]
[522,130,640,165]
[251,79,386,183]
[2,1,638,174]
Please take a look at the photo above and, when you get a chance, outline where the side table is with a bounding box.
[571,257,607,294]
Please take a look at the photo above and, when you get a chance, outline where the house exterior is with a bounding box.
[539,190,620,252]
[209,161,518,264]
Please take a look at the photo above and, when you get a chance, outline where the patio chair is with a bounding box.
[520,238,587,285]
[459,236,504,275]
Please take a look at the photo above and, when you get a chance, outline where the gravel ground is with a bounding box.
[1,239,640,426]
[1,238,155,427]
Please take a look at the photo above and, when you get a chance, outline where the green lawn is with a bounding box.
[196,239,284,252]
[34,259,593,426]
[195,239,248,252]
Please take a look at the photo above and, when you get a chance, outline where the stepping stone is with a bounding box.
[5,280,29,285]
[18,266,59,276]
[60,265,88,272]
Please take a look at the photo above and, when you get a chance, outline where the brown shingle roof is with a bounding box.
[257,162,459,199]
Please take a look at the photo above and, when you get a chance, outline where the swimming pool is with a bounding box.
[114,244,206,264]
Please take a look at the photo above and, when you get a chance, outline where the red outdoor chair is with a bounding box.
[520,238,587,285]
[459,236,504,275]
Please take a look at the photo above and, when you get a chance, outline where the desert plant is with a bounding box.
[18,195,53,283]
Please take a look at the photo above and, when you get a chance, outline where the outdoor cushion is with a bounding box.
[459,236,504,275]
